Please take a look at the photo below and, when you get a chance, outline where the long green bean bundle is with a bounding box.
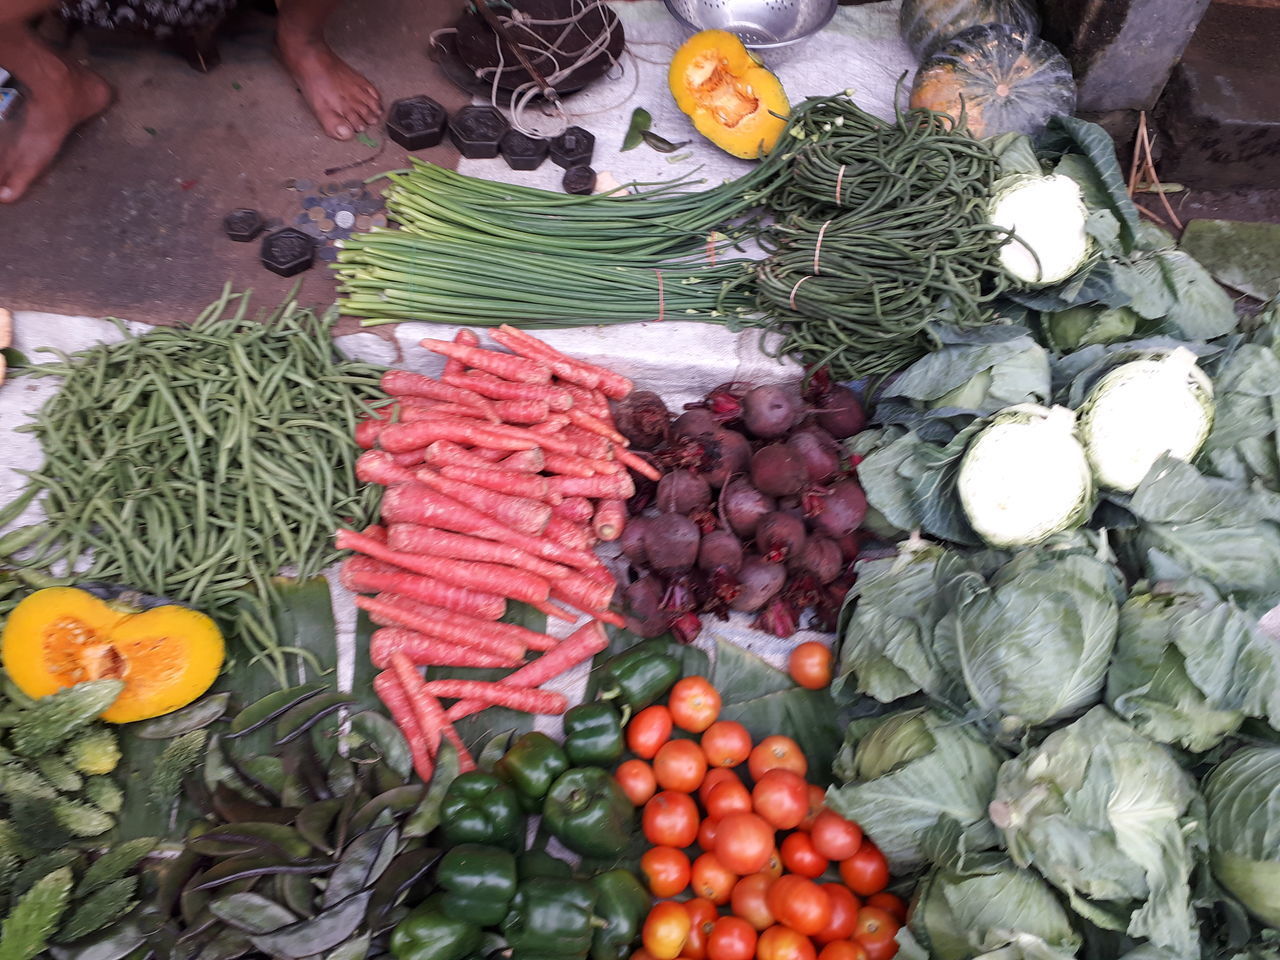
[10,287,384,680]
[746,101,1007,380]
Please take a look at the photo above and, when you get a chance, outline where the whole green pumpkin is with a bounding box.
[900,0,1041,60]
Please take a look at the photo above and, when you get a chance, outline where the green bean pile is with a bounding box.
[745,99,1007,380]
[10,287,384,680]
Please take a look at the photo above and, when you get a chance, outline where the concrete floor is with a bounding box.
[0,0,467,327]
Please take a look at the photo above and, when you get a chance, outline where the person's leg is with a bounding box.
[0,0,112,202]
[274,0,379,141]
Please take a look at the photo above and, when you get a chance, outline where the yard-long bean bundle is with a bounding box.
[9,287,384,680]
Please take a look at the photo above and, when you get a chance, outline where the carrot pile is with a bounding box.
[348,326,658,780]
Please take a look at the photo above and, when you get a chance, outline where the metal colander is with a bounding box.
[663,0,838,49]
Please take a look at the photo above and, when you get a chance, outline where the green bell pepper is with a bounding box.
[437,843,518,927]
[496,732,569,806]
[391,894,482,960]
[597,642,680,719]
[543,767,634,858]
[502,878,599,958]
[590,869,650,960]
[440,771,524,852]
[519,849,574,881]
[563,702,624,767]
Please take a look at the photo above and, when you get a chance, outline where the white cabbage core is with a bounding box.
[990,174,1091,286]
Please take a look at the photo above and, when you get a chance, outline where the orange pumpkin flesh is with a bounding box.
[1,586,224,723]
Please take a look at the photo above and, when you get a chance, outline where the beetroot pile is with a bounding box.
[612,377,869,640]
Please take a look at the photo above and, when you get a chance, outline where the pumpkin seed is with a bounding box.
[226,684,327,739]
[207,892,297,934]
[273,692,357,746]
[296,798,345,854]
[129,693,232,739]
[248,890,371,959]
[323,826,397,907]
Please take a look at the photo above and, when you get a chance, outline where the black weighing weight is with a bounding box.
[550,126,595,169]
[500,129,549,171]
[449,105,510,159]
[261,228,315,277]
[224,208,264,242]
[386,95,448,151]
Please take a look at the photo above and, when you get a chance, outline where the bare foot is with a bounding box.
[0,56,112,203]
[276,29,380,141]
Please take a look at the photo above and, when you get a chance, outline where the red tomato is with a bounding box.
[781,831,830,879]
[691,851,738,905]
[819,942,870,960]
[644,901,692,960]
[616,758,658,807]
[839,843,889,897]
[706,916,757,960]
[705,779,753,820]
[669,676,722,733]
[712,812,775,875]
[752,769,809,830]
[644,791,701,848]
[854,907,900,960]
[748,735,808,780]
[766,875,832,937]
[757,925,817,960]
[730,872,776,931]
[799,783,827,831]
[681,897,718,960]
[655,738,709,794]
[811,810,864,862]
[641,845,691,898]
[700,721,752,768]
[698,816,719,851]
[788,641,833,690]
[865,893,907,925]
[628,705,674,759]
[761,848,784,879]
[698,767,742,808]
[815,884,860,944]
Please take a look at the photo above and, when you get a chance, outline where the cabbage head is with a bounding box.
[1203,746,1280,929]
[827,708,1003,872]
[911,859,1081,960]
[990,707,1203,959]
[1107,580,1280,752]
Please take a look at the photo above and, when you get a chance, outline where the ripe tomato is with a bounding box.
[691,851,738,904]
[730,872,776,931]
[788,641,833,690]
[811,810,864,862]
[628,705,674,759]
[706,916,757,960]
[616,758,658,807]
[762,848,784,879]
[644,791,701,848]
[643,901,692,960]
[752,768,809,830]
[757,925,817,960]
[839,843,889,897]
[641,845,691,898]
[669,676,722,733]
[815,884,860,944]
[700,721,752,768]
[655,738,709,794]
[705,779,752,820]
[698,816,719,851]
[781,831,829,879]
[747,735,808,780]
[853,907,899,960]
[712,811,775,875]
[865,893,907,925]
[681,897,718,960]
[819,942,870,960]
[698,767,741,808]
[800,783,827,831]
[767,875,832,937]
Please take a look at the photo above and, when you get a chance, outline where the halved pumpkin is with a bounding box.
[1,585,224,723]
[669,29,789,160]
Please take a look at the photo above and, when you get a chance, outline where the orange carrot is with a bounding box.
[567,407,627,445]
[443,329,479,378]
[415,467,552,537]
[497,448,546,473]
[529,597,579,622]
[490,327,601,389]
[560,425,613,460]
[551,571,618,616]
[552,497,594,524]
[498,326,635,399]
[398,403,487,422]
[378,418,538,454]
[477,421,580,456]
[446,620,609,722]
[552,474,636,500]
[390,449,429,467]
[615,448,662,482]
[422,440,497,471]
[446,371,574,411]
[381,369,498,420]
[371,628,516,669]
[341,555,506,620]
[420,338,551,384]
[389,655,477,772]
[593,499,627,541]
[544,514,595,551]
[362,523,388,543]
[530,416,571,436]
[493,399,551,424]
[561,383,611,420]
[541,452,596,478]
[363,592,558,652]
[439,464,557,504]
[357,450,423,487]
[423,679,568,715]
[384,522,569,582]
[337,528,551,603]
[355,418,384,450]
[374,671,435,780]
